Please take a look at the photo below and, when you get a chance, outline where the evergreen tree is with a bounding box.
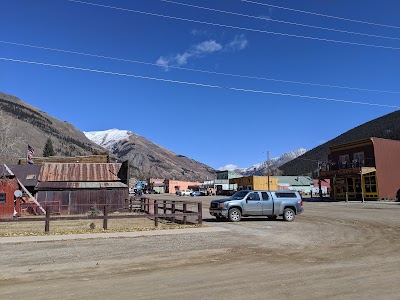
[43,138,55,157]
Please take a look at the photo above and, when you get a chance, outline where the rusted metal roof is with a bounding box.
[35,181,128,190]
[38,163,122,182]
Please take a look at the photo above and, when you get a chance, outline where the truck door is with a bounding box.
[261,192,273,215]
[243,192,263,215]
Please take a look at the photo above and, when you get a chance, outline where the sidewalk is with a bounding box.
[0,226,229,244]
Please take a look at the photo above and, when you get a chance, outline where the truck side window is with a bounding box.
[261,192,269,200]
[247,192,260,201]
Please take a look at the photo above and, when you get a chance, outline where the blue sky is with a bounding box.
[1,0,399,170]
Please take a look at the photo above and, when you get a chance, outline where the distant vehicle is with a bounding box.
[190,191,206,197]
[178,189,192,196]
[146,189,158,194]
[209,190,303,222]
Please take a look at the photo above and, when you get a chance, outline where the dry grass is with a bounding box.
[0,213,202,236]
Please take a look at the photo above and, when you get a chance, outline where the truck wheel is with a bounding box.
[283,208,295,222]
[228,208,241,222]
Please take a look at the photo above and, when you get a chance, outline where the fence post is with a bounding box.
[154,200,158,227]
[198,202,202,224]
[171,201,176,223]
[103,205,108,230]
[345,192,348,203]
[183,202,187,225]
[140,197,145,212]
[45,206,50,233]
[163,200,167,215]
[129,198,132,212]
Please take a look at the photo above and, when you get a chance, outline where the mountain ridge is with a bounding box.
[85,129,216,181]
[280,110,400,176]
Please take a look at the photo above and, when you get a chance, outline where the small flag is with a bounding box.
[27,144,35,159]
[27,144,35,164]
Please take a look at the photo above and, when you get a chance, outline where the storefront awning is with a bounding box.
[361,167,376,175]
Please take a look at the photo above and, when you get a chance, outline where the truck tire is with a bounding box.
[228,208,242,222]
[283,208,295,222]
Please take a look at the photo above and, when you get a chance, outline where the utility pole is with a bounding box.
[267,151,270,191]
[317,160,323,200]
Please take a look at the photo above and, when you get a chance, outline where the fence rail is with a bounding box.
[0,197,203,233]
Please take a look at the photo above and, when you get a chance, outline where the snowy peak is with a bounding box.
[218,148,307,174]
[247,148,307,173]
[84,128,137,150]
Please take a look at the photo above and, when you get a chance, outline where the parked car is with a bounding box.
[190,191,206,197]
[178,189,192,196]
[146,189,158,194]
[209,190,303,222]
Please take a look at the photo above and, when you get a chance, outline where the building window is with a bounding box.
[339,155,349,169]
[353,152,365,167]
[364,174,377,193]
[0,193,6,203]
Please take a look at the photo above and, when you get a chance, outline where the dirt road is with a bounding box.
[1,197,400,300]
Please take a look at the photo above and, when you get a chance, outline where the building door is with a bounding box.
[355,178,362,200]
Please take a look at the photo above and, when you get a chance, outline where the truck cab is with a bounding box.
[209,190,303,222]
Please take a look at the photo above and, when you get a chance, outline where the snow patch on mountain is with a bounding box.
[218,148,307,174]
[84,128,137,150]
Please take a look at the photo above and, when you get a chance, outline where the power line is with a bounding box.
[1,56,399,109]
[65,0,400,51]
[241,0,400,30]
[2,40,399,95]
[162,0,400,41]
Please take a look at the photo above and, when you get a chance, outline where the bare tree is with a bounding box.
[0,111,25,164]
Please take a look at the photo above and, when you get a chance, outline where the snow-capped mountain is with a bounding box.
[84,128,215,181]
[84,129,137,150]
[219,148,307,175]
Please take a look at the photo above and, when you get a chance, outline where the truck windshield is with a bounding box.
[231,191,249,200]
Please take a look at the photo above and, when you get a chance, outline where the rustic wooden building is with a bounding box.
[35,162,129,214]
[319,137,400,201]
[18,154,110,165]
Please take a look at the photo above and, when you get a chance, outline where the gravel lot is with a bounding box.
[1,195,400,300]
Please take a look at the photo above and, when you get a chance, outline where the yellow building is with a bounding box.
[229,176,278,191]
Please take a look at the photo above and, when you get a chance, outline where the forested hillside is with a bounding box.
[280,110,400,177]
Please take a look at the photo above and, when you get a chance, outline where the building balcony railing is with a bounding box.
[320,160,374,172]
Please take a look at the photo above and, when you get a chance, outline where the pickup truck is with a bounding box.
[209,190,303,222]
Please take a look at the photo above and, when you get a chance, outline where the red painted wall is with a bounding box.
[373,138,400,199]
[0,178,20,219]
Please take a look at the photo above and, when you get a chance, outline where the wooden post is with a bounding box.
[183,202,187,225]
[198,202,202,224]
[154,200,158,227]
[171,201,176,223]
[45,206,50,233]
[163,200,167,215]
[140,197,145,212]
[103,205,108,230]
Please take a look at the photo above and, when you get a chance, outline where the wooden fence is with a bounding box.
[0,197,203,233]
